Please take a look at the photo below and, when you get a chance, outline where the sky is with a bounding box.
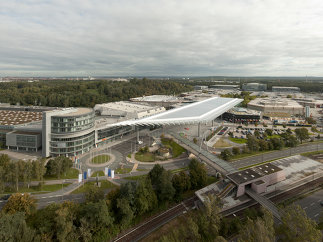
[1,0,323,77]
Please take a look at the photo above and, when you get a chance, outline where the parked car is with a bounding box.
[0,194,11,201]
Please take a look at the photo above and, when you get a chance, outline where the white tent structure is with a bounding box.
[110,97,243,127]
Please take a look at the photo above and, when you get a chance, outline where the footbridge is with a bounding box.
[169,131,237,175]
[170,131,282,222]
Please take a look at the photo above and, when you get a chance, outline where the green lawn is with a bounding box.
[115,167,132,174]
[91,155,110,164]
[72,180,117,194]
[161,138,186,158]
[301,150,323,157]
[43,168,79,180]
[124,174,147,181]
[135,152,156,162]
[229,137,247,144]
[170,167,189,173]
[91,170,105,177]
[2,183,69,195]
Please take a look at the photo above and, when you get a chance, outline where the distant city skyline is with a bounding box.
[1,0,323,77]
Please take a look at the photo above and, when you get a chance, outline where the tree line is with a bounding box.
[0,78,193,107]
[221,128,310,161]
[0,155,73,193]
[0,159,208,241]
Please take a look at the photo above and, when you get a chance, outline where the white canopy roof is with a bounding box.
[109,97,242,127]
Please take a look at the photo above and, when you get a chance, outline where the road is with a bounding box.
[231,142,323,169]
[295,189,323,222]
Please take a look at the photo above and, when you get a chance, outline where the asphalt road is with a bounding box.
[231,142,323,169]
[296,189,323,222]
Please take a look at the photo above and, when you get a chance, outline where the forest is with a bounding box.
[0,78,193,108]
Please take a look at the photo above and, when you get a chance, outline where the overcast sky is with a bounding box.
[1,0,323,77]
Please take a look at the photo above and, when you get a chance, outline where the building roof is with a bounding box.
[0,110,42,126]
[130,95,180,102]
[227,163,282,185]
[94,101,162,113]
[52,108,93,117]
[111,97,242,126]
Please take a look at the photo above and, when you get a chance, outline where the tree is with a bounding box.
[2,193,36,216]
[247,135,259,152]
[148,164,165,187]
[258,139,269,151]
[196,195,223,240]
[270,138,284,150]
[220,149,233,161]
[157,170,175,202]
[172,171,191,200]
[306,117,316,124]
[265,129,273,136]
[232,147,240,155]
[238,208,275,242]
[54,202,78,241]
[189,159,207,189]
[0,212,37,242]
[277,204,322,242]
[295,128,309,144]
[134,178,157,215]
[116,198,134,228]
[80,200,114,239]
[254,130,260,137]
[85,185,105,203]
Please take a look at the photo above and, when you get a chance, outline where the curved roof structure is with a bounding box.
[111,97,243,127]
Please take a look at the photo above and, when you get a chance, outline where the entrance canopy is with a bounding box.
[111,97,243,126]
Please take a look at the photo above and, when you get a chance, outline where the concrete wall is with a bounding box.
[236,170,286,197]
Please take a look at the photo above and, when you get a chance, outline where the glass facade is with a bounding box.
[50,131,95,157]
[16,135,36,148]
[49,110,95,157]
[51,111,94,133]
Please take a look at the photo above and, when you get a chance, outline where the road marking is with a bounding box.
[314,214,319,218]
[318,199,321,202]
[304,206,307,210]
[311,202,315,206]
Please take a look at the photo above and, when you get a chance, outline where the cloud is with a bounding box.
[1,0,323,76]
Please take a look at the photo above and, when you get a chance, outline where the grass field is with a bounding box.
[91,170,105,177]
[2,183,69,195]
[91,155,110,164]
[135,152,156,162]
[124,174,147,181]
[161,138,186,158]
[213,138,231,148]
[115,167,132,174]
[229,137,247,144]
[43,168,79,180]
[72,180,117,194]
[301,150,323,157]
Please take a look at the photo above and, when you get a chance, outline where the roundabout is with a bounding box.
[86,153,115,167]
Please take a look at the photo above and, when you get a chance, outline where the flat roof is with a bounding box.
[0,110,42,126]
[227,163,282,185]
[130,95,180,102]
[94,101,163,113]
[53,108,93,117]
[112,97,242,126]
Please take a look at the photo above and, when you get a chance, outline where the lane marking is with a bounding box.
[310,202,315,206]
[304,206,308,210]
[314,214,319,218]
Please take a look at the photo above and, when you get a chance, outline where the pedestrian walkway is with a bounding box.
[245,188,281,221]
[131,163,138,172]
[169,131,237,174]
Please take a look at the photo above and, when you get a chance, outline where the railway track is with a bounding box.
[113,196,198,242]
